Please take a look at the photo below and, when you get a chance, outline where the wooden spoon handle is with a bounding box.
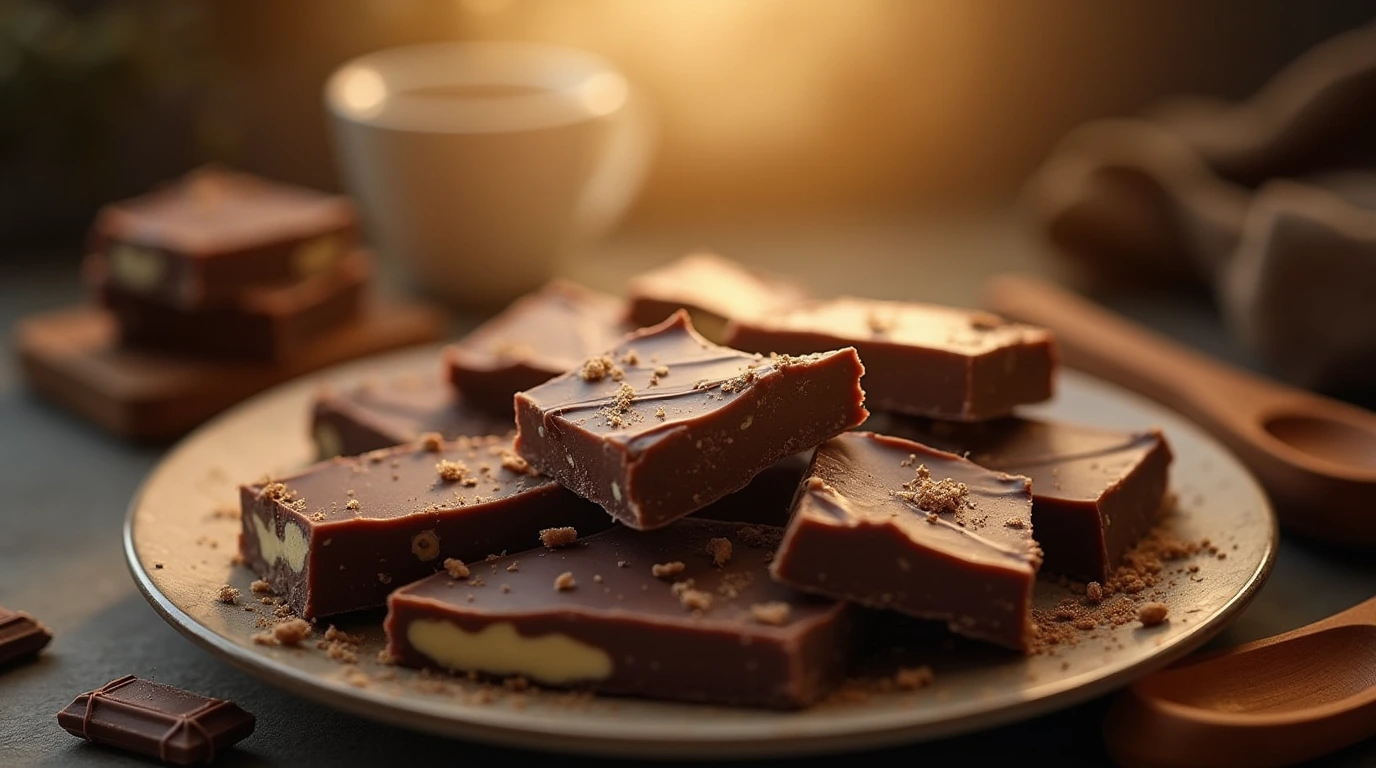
[984,274,1277,421]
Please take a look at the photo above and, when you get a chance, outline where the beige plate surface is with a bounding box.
[124,345,1276,758]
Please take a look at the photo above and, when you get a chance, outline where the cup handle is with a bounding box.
[575,83,656,241]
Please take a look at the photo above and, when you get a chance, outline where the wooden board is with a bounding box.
[15,303,445,441]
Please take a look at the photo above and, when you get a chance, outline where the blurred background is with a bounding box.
[4,0,1375,256]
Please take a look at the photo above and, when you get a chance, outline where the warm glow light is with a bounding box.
[338,66,387,118]
[458,0,514,15]
[578,71,628,117]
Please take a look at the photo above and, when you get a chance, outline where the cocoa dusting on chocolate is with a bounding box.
[679,588,713,612]
[894,666,934,691]
[750,601,791,625]
[893,464,970,515]
[706,537,733,567]
[539,527,578,549]
[257,482,294,502]
[719,365,760,394]
[600,383,639,428]
[217,585,240,604]
[436,459,471,483]
[580,355,623,382]
[443,558,470,579]
[1138,602,1169,627]
[651,561,686,579]
[554,572,576,591]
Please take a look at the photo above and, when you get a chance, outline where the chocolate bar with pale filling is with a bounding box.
[513,310,868,530]
[90,249,369,361]
[869,414,1172,581]
[770,432,1041,651]
[87,166,357,309]
[57,676,255,766]
[625,252,809,343]
[311,374,513,459]
[725,298,1056,421]
[385,518,854,709]
[444,280,630,415]
[239,435,611,618]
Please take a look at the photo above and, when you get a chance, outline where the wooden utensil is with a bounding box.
[1102,596,1376,768]
[985,273,1376,548]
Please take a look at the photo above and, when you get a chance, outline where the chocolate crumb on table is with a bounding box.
[894,666,935,691]
[272,618,312,646]
[539,527,579,549]
[217,585,241,604]
[1138,602,1170,627]
[706,537,733,567]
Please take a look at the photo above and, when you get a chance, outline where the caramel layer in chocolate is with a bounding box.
[385,519,854,708]
[239,436,610,618]
[88,166,357,309]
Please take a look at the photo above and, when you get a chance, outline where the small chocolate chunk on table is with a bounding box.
[514,310,869,530]
[312,373,513,459]
[0,606,52,668]
[444,279,630,415]
[385,518,854,709]
[771,431,1041,651]
[872,415,1173,581]
[725,297,1056,421]
[88,166,357,308]
[239,435,610,618]
[57,676,255,766]
[625,252,810,343]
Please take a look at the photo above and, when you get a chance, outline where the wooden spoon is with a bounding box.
[985,273,1376,548]
[1101,596,1376,768]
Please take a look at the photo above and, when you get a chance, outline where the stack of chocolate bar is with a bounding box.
[84,167,367,362]
[244,252,1172,710]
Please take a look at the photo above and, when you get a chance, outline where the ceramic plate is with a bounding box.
[124,345,1276,758]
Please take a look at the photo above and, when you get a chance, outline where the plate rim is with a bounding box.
[122,348,1278,758]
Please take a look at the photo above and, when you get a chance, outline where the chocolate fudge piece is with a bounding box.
[0,607,52,668]
[771,432,1041,651]
[689,452,812,527]
[514,311,868,530]
[385,518,854,709]
[239,435,611,618]
[89,166,357,309]
[872,415,1172,581]
[444,280,629,415]
[625,252,810,343]
[57,676,255,766]
[90,249,369,361]
[724,298,1056,421]
[312,374,513,459]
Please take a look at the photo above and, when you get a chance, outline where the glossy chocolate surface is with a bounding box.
[93,250,368,361]
[386,519,853,709]
[725,297,1056,421]
[57,675,255,766]
[771,432,1040,651]
[872,414,1172,581]
[445,280,630,414]
[514,311,868,530]
[239,436,610,618]
[0,607,52,668]
[625,253,810,343]
[88,167,357,308]
[311,374,513,460]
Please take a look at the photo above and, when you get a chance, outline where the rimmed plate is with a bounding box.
[124,345,1276,758]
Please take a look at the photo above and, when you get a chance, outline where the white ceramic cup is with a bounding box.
[324,42,651,309]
